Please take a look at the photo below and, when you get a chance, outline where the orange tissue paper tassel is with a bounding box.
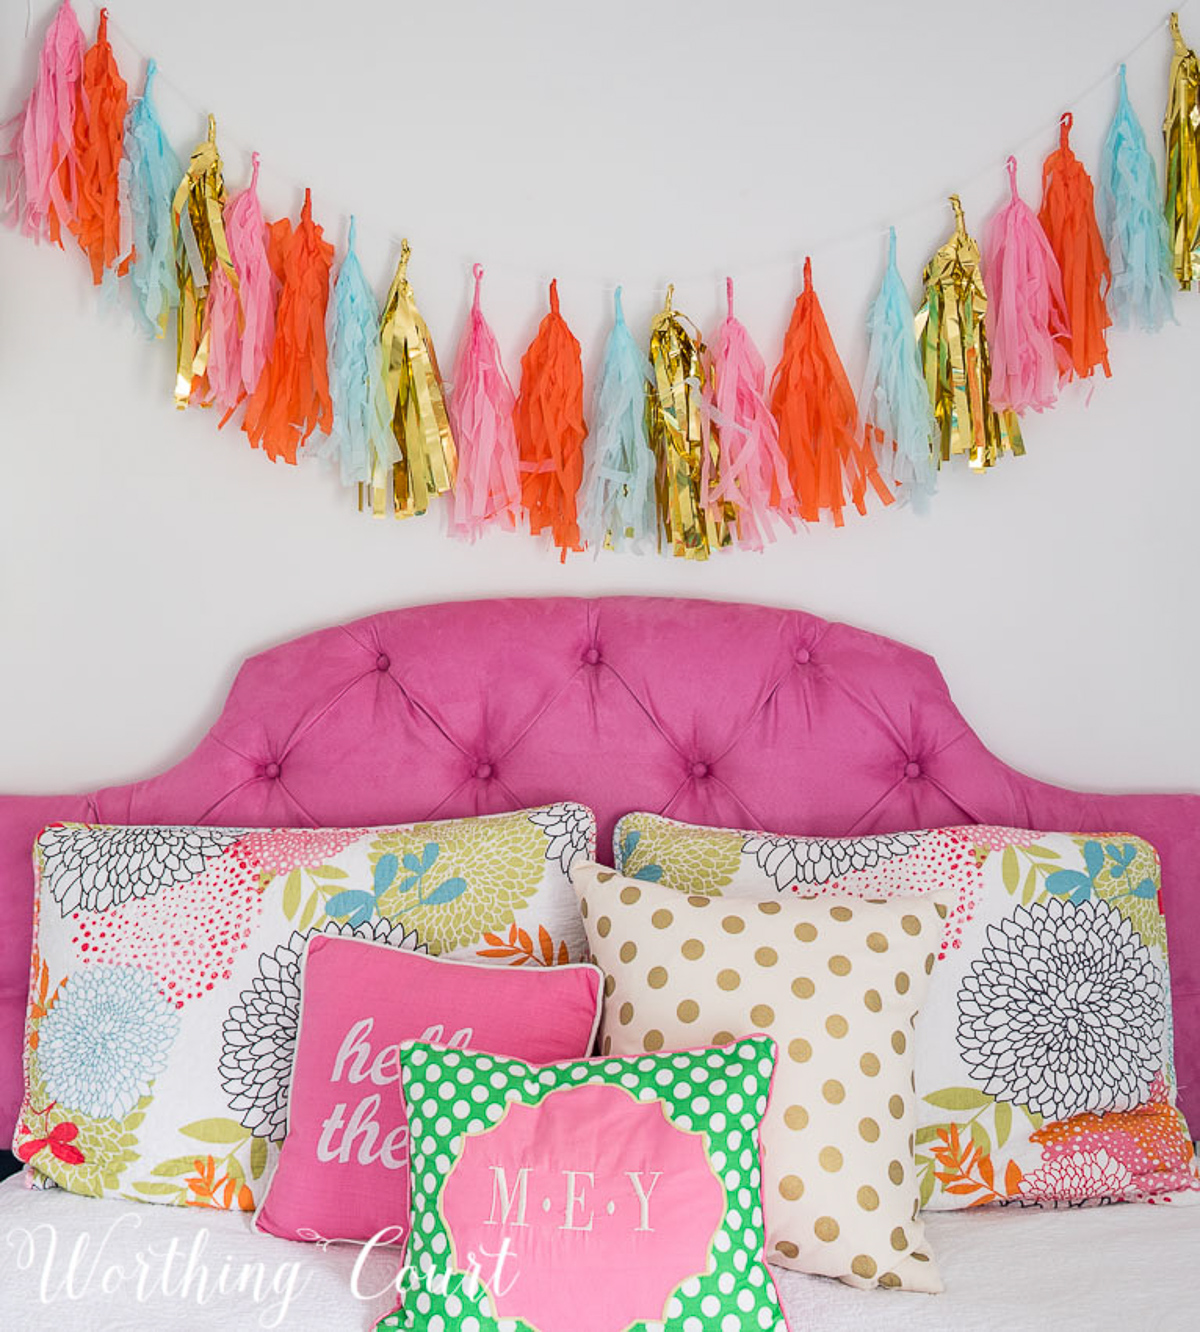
[242,188,333,464]
[770,258,893,526]
[1038,112,1113,381]
[69,8,127,285]
[514,280,587,560]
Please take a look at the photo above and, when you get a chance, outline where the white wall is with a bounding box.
[1,0,1197,799]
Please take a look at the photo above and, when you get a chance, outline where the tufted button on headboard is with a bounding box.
[2,595,1197,1134]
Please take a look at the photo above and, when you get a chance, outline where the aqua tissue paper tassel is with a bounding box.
[121,60,180,338]
[1101,64,1175,331]
[322,217,399,488]
[859,230,937,508]
[579,286,655,553]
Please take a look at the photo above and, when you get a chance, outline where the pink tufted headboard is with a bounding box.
[2,596,1197,1139]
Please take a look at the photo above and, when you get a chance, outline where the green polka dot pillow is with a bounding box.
[376,1036,788,1332]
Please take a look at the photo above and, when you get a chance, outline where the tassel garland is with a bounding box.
[372,240,457,517]
[11,1,1200,555]
[707,277,796,550]
[859,228,937,509]
[770,258,892,525]
[321,217,397,488]
[1164,12,1200,289]
[69,9,127,286]
[514,280,587,559]
[916,195,1023,470]
[648,285,730,559]
[983,156,1069,413]
[448,265,521,540]
[171,115,237,408]
[206,152,277,414]
[578,286,655,554]
[122,61,180,338]
[242,188,333,464]
[1038,112,1112,381]
[1101,65,1174,331]
[2,0,85,244]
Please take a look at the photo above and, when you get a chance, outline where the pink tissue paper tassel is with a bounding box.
[203,268,241,410]
[207,153,279,416]
[449,264,522,539]
[984,155,1070,414]
[2,0,85,243]
[705,277,798,550]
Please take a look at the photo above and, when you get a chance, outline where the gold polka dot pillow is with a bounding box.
[573,861,952,1292]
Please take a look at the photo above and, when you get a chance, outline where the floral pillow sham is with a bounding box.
[16,805,595,1208]
[614,813,1199,1210]
[376,1035,789,1332]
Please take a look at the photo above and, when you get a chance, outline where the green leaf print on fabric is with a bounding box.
[180,1117,252,1144]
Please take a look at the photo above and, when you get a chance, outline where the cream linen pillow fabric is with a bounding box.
[573,861,951,1292]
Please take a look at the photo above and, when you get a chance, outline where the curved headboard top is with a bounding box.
[3,595,1197,1132]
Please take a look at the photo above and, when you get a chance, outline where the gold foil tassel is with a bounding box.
[171,115,237,408]
[647,286,732,558]
[915,196,1023,470]
[366,239,457,518]
[1165,12,1200,288]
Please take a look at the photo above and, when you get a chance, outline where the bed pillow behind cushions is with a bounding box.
[614,813,1200,1210]
[574,860,951,1291]
[377,1035,788,1332]
[16,805,595,1208]
[255,938,602,1245]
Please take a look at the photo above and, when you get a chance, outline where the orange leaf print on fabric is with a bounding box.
[477,923,569,967]
[1004,1160,1024,1196]
[31,959,50,1017]
[930,1124,1006,1206]
[27,955,65,1050]
[184,1155,254,1211]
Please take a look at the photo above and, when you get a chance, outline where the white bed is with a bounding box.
[2,1174,1198,1331]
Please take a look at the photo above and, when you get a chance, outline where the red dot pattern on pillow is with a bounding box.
[820,828,989,956]
[232,828,367,875]
[72,848,265,1008]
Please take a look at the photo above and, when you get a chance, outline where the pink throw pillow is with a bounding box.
[254,936,602,1245]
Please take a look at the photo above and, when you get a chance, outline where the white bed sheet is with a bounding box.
[0,1173,397,1331]
[2,1173,1199,1330]
[775,1203,1200,1331]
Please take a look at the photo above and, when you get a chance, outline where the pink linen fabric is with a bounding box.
[254,937,602,1245]
[441,1082,728,1329]
[2,596,1198,1139]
